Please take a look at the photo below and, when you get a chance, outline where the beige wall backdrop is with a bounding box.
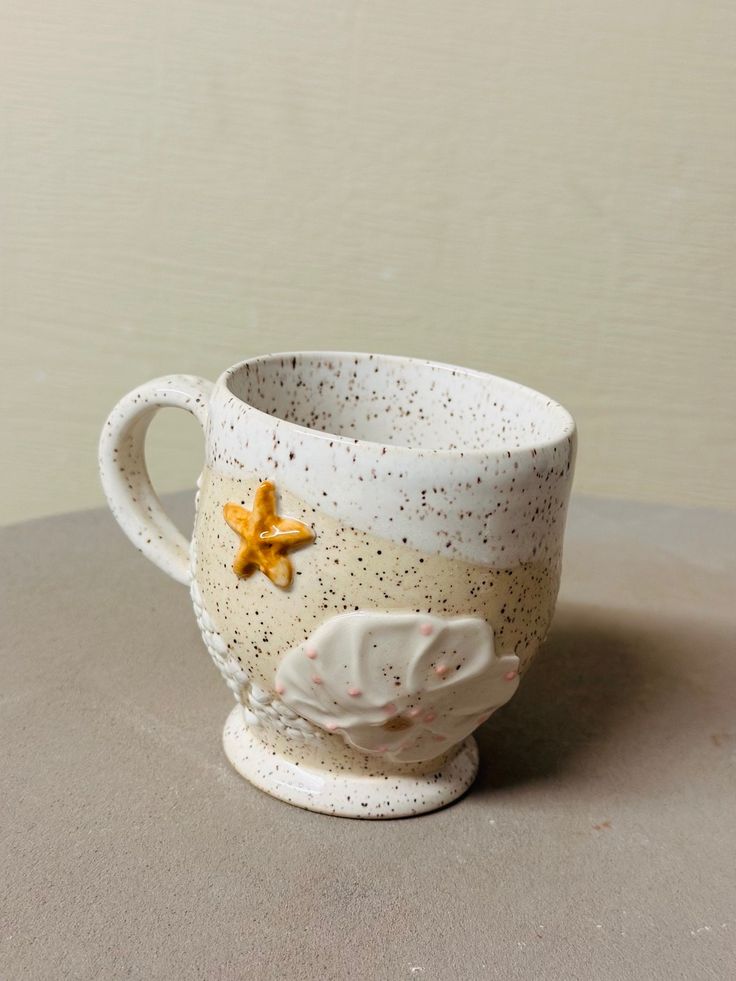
[2,0,735,524]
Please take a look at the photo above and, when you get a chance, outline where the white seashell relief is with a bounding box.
[275,611,520,763]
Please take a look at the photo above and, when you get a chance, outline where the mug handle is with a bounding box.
[98,374,214,585]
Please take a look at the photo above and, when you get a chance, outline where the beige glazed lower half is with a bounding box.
[191,469,560,817]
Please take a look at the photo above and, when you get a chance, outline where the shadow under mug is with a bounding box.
[99,352,576,818]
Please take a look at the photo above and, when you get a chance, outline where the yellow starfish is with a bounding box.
[223,481,314,589]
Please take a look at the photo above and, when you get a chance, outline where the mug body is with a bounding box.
[190,352,576,816]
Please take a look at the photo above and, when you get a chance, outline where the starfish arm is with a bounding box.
[232,544,257,578]
[271,515,314,546]
[253,480,277,514]
[223,502,250,535]
[264,554,293,589]
[252,481,283,538]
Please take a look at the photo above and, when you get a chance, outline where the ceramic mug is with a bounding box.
[99,352,576,818]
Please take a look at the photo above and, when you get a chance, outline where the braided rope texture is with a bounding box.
[189,485,324,744]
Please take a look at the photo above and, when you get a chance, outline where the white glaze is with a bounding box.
[275,611,519,763]
[207,353,576,568]
[223,706,479,819]
[98,374,212,583]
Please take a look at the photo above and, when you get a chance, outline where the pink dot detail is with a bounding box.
[408,706,422,718]
[433,734,447,742]
[305,646,318,659]
[423,711,437,723]
[419,623,434,636]
[434,664,449,677]
[275,682,285,695]
[325,721,338,731]
[375,744,389,753]
[312,675,323,685]
[504,670,518,681]
[383,702,398,716]
[347,686,362,697]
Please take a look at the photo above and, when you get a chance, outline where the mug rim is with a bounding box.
[219,350,576,458]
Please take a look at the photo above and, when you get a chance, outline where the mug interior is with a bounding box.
[226,352,573,453]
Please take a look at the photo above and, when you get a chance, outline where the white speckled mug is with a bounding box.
[100,352,576,818]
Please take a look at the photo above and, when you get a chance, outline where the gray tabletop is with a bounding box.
[2,494,735,980]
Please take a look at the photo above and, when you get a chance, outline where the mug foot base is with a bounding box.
[222,705,479,819]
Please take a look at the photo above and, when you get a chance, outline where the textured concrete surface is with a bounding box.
[2,494,735,979]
